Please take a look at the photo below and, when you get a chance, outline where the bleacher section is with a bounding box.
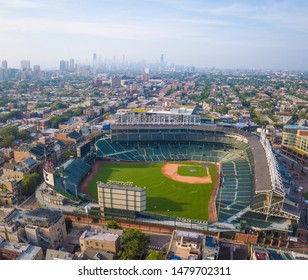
[217,158,252,222]
[96,138,248,164]
[64,159,91,195]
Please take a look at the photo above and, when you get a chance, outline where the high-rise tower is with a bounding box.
[21,60,31,70]
[59,60,67,71]
[69,59,75,71]
[1,60,7,70]
[93,53,97,66]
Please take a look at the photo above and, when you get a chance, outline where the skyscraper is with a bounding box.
[1,60,7,70]
[59,60,67,71]
[69,59,75,71]
[93,53,97,70]
[0,61,8,81]
[21,60,31,71]
[142,68,151,82]
[160,54,164,71]
[0,68,4,81]
[33,65,40,75]
[144,68,151,75]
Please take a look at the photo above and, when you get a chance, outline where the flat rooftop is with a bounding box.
[0,240,30,254]
[80,230,119,242]
[17,246,42,260]
[8,208,62,227]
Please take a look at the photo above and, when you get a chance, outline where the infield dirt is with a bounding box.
[161,163,212,184]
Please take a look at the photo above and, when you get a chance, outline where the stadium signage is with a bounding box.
[106,180,134,187]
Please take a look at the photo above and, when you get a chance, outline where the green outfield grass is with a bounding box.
[87,161,217,220]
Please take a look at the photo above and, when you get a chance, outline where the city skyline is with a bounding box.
[0,0,307,70]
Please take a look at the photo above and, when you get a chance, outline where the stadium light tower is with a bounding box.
[63,175,67,194]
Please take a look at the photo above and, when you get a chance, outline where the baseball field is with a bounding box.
[84,161,219,221]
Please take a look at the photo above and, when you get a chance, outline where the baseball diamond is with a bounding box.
[83,161,218,221]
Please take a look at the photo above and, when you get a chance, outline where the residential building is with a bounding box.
[3,157,40,179]
[45,249,76,260]
[0,239,43,260]
[167,230,203,260]
[14,143,55,163]
[0,178,22,205]
[281,125,308,173]
[0,208,67,249]
[24,118,50,131]
[54,131,83,145]
[111,75,121,88]
[79,227,122,258]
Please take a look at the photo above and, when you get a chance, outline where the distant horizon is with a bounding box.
[2,61,308,73]
[0,0,307,71]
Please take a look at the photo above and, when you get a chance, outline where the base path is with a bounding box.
[161,163,212,184]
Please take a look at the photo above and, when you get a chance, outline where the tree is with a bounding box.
[50,116,67,128]
[118,228,150,260]
[146,250,164,260]
[0,135,14,148]
[0,125,32,147]
[0,126,18,138]
[51,101,68,111]
[0,110,22,123]
[106,220,122,229]
[61,151,74,162]
[216,105,229,115]
[22,173,41,195]
[73,106,84,116]
[35,102,48,109]
[18,130,31,141]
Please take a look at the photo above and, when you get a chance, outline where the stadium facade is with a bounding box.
[95,112,300,229]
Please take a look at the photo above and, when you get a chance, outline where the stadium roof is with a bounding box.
[245,134,272,193]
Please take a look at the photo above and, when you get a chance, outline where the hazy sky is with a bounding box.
[0,0,307,70]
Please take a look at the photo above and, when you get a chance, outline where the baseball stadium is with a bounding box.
[82,119,300,231]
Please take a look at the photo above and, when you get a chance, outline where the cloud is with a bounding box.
[0,0,43,8]
[170,17,230,26]
[0,17,193,41]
